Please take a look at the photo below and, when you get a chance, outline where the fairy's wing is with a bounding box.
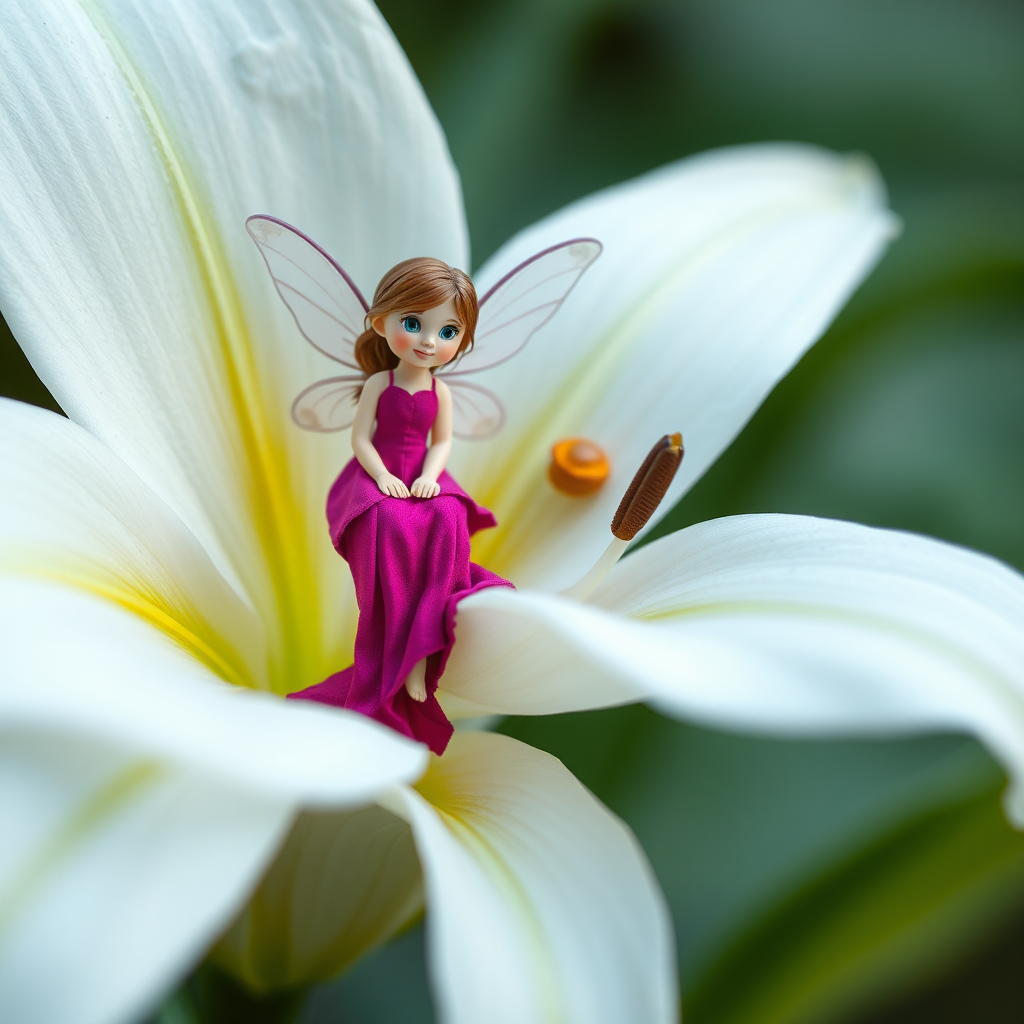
[441,237,602,377]
[295,376,504,438]
[290,375,363,432]
[447,380,507,441]
[246,214,368,369]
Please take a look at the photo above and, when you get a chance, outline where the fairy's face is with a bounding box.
[372,297,464,369]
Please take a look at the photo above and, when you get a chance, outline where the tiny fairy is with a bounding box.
[247,216,601,754]
[291,257,510,756]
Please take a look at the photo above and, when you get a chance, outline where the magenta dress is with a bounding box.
[287,371,512,755]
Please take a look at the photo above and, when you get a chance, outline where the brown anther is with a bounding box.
[548,437,611,496]
[610,433,684,541]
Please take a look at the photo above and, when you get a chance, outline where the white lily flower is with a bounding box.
[2,1,1020,1024]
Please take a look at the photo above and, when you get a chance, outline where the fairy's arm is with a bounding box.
[411,379,453,499]
[351,372,410,498]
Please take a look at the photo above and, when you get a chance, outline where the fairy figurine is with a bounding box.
[247,216,601,754]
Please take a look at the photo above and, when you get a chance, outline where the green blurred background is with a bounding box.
[4,0,1022,1021]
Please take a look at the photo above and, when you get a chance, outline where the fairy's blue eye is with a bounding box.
[439,325,459,341]
[402,316,421,333]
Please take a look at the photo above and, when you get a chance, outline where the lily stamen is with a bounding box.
[562,433,684,601]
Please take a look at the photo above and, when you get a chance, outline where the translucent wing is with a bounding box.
[441,238,602,377]
[293,375,504,438]
[290,375,363,432]
[246,214,368,369]
[448,380,507,441]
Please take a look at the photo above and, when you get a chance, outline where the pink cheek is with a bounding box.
[391,333,412,354]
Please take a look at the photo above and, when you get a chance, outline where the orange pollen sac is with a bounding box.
[548,437,611,496]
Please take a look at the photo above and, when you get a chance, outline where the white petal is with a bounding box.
[214,805,422,990]
[439,587,642,718]
[452,145,896,589]
[0,0,467,684]
[0,399,265,691]
[0,405,427,1021]
[0,730,292,1024]
[380,732,677,1024]
[445,516,1024,824]
[1,400,428,795]
[1,577,427,804]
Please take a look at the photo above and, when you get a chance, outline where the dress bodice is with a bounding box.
[372,374,437,484]
[325,369,497,552]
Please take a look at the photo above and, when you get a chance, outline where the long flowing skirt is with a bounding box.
[288,493,511,754]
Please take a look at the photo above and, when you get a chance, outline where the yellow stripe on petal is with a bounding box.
[0,402,272,692]
[77,0,320,691]
[2,559,255,689]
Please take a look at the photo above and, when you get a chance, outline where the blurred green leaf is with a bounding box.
[302,926,434,1024]
[151,990,199,1024]
[148,963,306,1024]
[502,712,1009,965]
[684,767,1024,1024]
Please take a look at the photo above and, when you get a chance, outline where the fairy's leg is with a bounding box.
[404,658,428,702]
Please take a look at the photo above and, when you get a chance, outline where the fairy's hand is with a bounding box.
[410,476,441,498]
[376,472,409,498]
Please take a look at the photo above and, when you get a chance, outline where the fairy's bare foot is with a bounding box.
[405,658,427,702]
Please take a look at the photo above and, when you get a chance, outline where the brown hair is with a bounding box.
[354,257,477,397]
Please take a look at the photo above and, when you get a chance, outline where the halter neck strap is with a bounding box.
[432,375,437,393]
[389,369,394,386]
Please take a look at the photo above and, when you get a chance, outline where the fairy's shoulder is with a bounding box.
[363,371,390,393]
